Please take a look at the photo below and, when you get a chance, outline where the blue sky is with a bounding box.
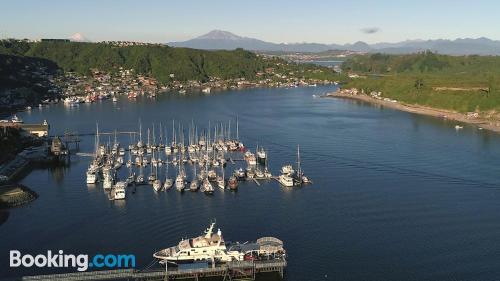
[0,0,498,44]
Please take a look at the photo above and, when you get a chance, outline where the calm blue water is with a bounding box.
[2,85,500,280]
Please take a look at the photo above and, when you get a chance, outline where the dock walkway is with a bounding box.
[22,260,286,281]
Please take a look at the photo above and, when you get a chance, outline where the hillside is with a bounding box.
[0,40,340,85]
[0,41,271,83]
[341,52,500,113]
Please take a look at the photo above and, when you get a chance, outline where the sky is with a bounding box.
[0,0,499,44]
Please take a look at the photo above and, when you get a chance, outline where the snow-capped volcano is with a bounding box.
[70,33,90,42]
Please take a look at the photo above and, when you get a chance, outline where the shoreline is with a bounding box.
[324,90,500,133]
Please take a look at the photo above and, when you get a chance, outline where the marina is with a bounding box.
[83,117,311,202]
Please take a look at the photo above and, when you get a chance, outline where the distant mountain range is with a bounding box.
[168,30,500,55]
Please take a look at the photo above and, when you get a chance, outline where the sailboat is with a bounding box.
[152,157,162,191]
[217,166,225,189]
[295,144,311,185]
[190,165,199,192]
[163,159,173,190]
[201,160,214,195]
[148,149,157,182]
[175,161,185,192]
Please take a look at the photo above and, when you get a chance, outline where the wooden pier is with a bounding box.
[22,260,286,281]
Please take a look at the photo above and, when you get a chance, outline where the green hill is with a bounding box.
[0,40,338,84]
[341,52,500,112]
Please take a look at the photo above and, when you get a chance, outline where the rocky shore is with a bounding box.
[324,88,500,133]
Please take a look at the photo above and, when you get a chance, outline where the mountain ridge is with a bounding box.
[168,30,500,55]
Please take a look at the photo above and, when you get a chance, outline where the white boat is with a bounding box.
[113,181,127,200]
[136,174,145,185]
[217,167,225,189]
[257,148,266,163]
[11,115,23,123]
[190,179,199,192]
[278,174,294,187]
[202,87,211,94]
[202,178,214,195]
[164,178,173,190]
[217,177,225,189]
[112,97,118,103]
[280,165,294,176]
[153,179,162,192]
[103,176,113,189]
[455,125,464,130]
[153,222,286,265]
[164,160,173,190]
[86,171,97,184]
[175,174,185,191]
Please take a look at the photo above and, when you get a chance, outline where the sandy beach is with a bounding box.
[324,90,500,133]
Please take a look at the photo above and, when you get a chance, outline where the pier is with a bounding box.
[22,260,286,281]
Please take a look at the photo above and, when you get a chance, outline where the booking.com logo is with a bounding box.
[10,250,136,272]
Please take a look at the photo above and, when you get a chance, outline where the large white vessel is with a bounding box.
[86,171,97,184]
[113,181,127,200]
[278,174,294,187]
[153,222,285,265]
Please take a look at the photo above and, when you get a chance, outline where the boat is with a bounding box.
[175,174,185,191]
[112,96,118,103]
[257,146,266,164]
[190,179,199,192]
[294,144,311,185]
[86,170,97,184]
[136,173,145,185]
[202,87,211,94]
[278,174,294,187]
[190,165,199,191]
[153,222,286,265]
[164,160,173,190]
[455,125,464,130]
[202,178,214,195]
[103,176,113,190]
[113,181,127,200]
[280,165,294,176]
[228,176,238,190]
[234,168,246,180]
[208,169,217,181]
[153,179,162,192]
[217,168,225,189]
[11,114,23,123]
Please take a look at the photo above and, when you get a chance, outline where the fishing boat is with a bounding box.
[153,222,285,265]
[136,173,146,185]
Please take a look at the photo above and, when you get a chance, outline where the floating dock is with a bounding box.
[22,260,286,281]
